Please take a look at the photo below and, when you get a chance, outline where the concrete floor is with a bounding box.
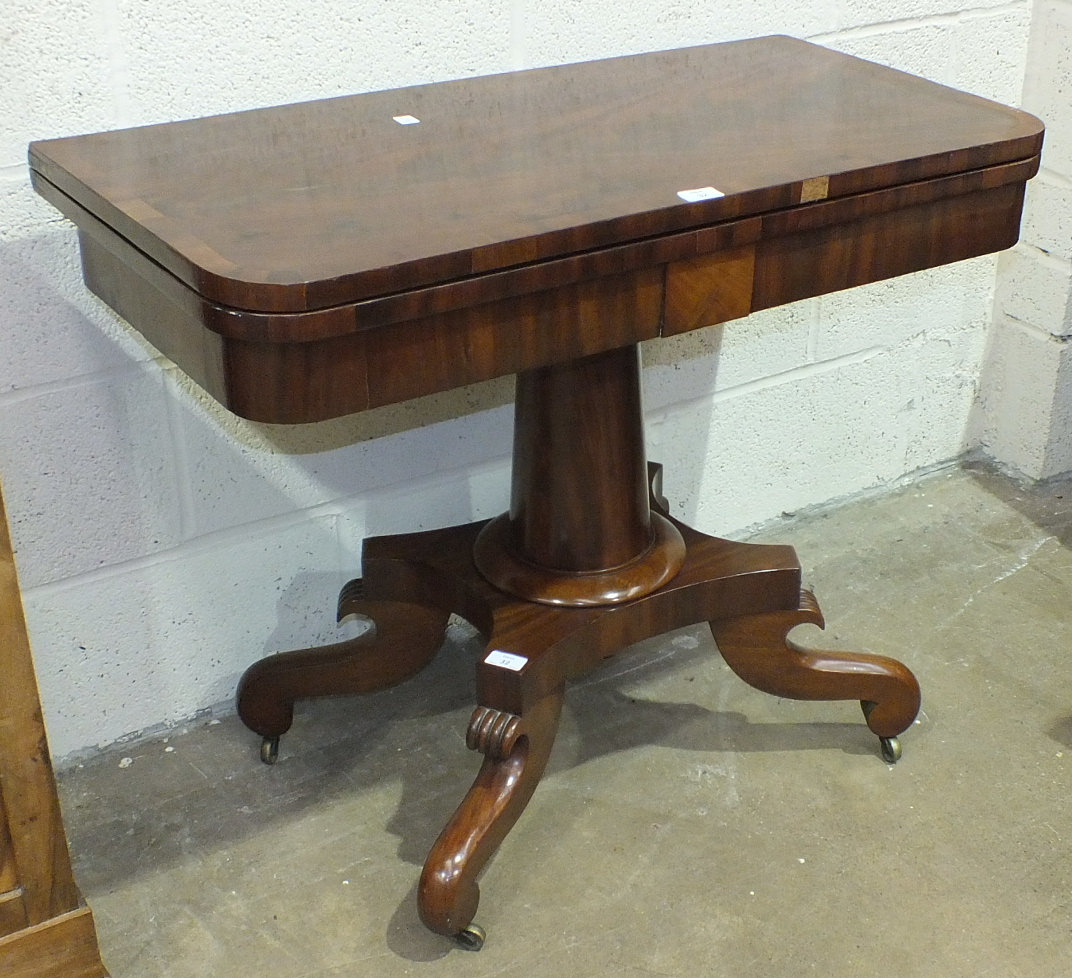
[57,460,1072,978]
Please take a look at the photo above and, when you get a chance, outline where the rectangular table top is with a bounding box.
[30,36,1041,316]
[29,35,1043,423]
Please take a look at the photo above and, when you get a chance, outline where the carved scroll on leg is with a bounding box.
[710,590,921,739]
[418,688,565,939]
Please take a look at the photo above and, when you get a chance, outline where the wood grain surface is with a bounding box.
[30,36,1043,423]
[0,480,107,974]
[30,35,1042,314]
[0,908,107,978]
[0,484,81,930]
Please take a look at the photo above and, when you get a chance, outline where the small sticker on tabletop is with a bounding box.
[677,186,724,203]
[393,114,421,125]
[484,650,528,671]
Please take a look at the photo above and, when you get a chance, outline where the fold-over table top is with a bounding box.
[30,35,1042,317]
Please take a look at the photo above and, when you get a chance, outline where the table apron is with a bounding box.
[58,166,1032,423]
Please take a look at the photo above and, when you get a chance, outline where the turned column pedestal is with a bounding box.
[474,345,684,606]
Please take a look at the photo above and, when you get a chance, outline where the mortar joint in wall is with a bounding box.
[812,1,1028,43]
[1000,312,1072,343]
[1010,241,1072,272]
[1036,166,1072,193]
[0,162,29,184]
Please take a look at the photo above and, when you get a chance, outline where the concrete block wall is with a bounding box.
[980,0,1072,478]
[0,0,1032,761]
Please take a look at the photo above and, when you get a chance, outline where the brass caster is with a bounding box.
[260,736,280,765]
[453,923,486,951]
[860,702,902,764]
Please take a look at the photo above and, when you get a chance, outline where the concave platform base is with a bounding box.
[236,465,921,945]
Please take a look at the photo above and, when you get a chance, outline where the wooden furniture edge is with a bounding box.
[0,484,80,923]
[0,908,108,978]
[0,478,108,973]
[30,153,1040,343]
[25,151,1040,426]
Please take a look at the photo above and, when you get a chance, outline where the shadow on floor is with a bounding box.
[60,616,878,898]
[962,456,1072,549]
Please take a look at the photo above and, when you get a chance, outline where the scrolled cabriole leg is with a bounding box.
[418,690,565,948]
[710,590,921,762]
[236,589,449,761]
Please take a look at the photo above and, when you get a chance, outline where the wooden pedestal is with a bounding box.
[236,344,920,945]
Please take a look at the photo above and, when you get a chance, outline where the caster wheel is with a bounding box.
[260,736,280,765]
[453,923,486,951]
[861,703,903,764]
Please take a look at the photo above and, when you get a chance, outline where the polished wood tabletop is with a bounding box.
[30,35,1040,310]
[30,35,1042,422]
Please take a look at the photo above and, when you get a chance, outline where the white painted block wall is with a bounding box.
[0,1,1033,761]
[981,0,1072,477]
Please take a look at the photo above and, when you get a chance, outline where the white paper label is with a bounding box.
[393,114,421,125]
[677,186,724,202]
[484,650,528,671]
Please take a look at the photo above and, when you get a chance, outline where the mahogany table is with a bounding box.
[30,35,1043,949]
